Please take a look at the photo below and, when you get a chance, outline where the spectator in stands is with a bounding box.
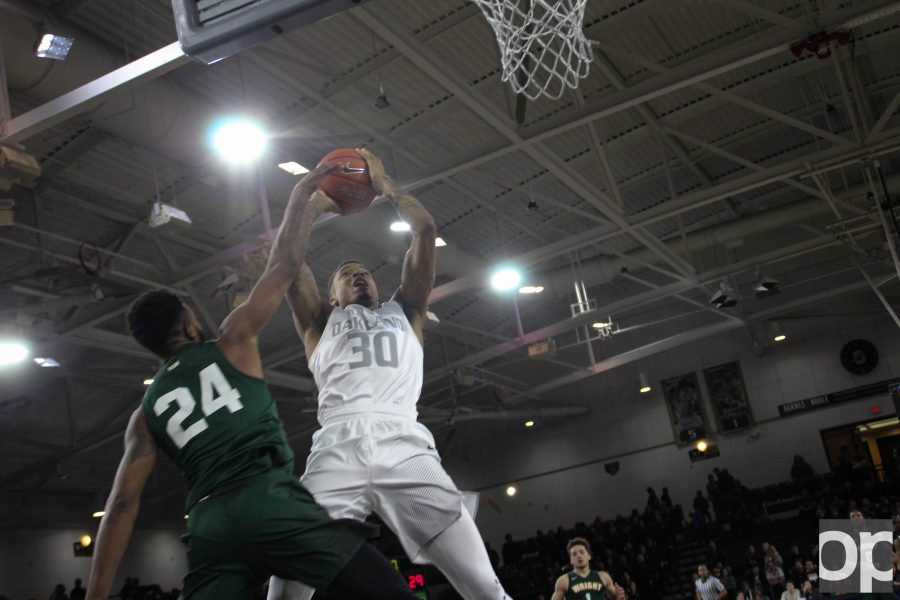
[646,487,660,511]
[781,580,801,600]
[486,542,500,570]
[48,584,67,600]
[766,559,786,598]
[661,487,673,509]
[707,541,726,567]
[763,542,783,567]
[502,533,519,567]
[789,559,805,584]
[800,580,815,600]
[69,579,85,600]
[754,581,772,600]
[694,490,713,523]
[722,566,738,596]
[790,455,814,481]
[803,560,818,585]
[706,473,719,499]
[695,564,727,600]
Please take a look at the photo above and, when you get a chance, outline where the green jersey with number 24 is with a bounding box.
[141,342,294,510]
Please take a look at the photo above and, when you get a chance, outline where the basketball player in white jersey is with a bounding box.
[268,148,510,600]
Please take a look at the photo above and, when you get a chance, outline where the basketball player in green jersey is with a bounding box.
[552,538,627,600]
[85,164,420,600]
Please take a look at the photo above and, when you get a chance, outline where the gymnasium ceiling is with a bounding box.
[1,0,900,501]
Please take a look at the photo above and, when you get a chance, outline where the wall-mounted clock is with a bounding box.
[840,339,879,375]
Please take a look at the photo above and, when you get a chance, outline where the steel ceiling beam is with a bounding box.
[400,2,899,194]
[426,132,900,305]
[356,4,700,280]
[3,42,191,143]
[527,273,895,396]
[423,223,881,385]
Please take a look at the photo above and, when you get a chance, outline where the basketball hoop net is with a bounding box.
[471,0,593,101]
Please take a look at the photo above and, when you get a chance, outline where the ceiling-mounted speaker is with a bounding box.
[172,0,371,64]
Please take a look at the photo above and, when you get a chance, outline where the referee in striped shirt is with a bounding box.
[695,564,727,600]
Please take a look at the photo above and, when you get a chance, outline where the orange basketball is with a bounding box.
[316,148,377,215]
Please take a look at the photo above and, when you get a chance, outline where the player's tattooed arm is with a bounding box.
[287,262,331,357]
[357,148,436,336]
[86,409,158,600]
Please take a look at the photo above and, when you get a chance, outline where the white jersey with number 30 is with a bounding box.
[309,300,423,424]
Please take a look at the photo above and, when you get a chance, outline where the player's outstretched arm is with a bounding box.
[357,148,436,338]
[86,409,157,600]
[286,261,330,357]
[218,166,340,374]
[551,574,568,600]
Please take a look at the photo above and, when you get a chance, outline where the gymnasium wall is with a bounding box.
[0,528,186,600]
[444,311,900,550]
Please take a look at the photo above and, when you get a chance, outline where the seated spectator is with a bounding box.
[48,584,67,600]
[790,455,814,481]
[69,579,85,600]
[646,487,660,511]
[763,542,783,566]
[781,580,801,600]
[661,487,673,509]
[800,580,815,600]
[803,559,818,584]
[754,582,772,600]
[502,533,519,567]
[766,559,786,598]
[789,559,805,584]
[694,490,713,522]
[722,566,738,595]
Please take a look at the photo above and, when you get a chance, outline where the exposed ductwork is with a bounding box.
[536,174,900,297]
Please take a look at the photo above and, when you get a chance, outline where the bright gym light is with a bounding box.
[524,420,535,428]
[33,357,60,368]
[774,334,786,342]
[92,511,105,518]
[143,379,154,386]
[212,119,266,163]
[696,440,709,453]
[490,267,521,291]
[390,221,411,232]
[34,32,74,60]
[80,535,92,548]
[435,237,447,247]
[505,485,517,497]
[592,321,611,329]
[518,286,544,294]
[639,372,651,394]
[277,161,309,176]
[0,341,29,367]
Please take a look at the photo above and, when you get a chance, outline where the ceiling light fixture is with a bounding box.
[490,267,522,291]
[277,161,309,176]
[518,285,544,294]
[0,341,29,367]
[33,357,60,367]
[505,485,517,497]
[34,31,74,60]
[771,321,786,342]
[92,511,105,518]
[435,237,447,247]
[524,420,535,428]
[390,221,411,232]
[710,281,738,309]
[639,372,651,394]
[143,379,154,386]
[696,440,709,453]
[211,118,266,163]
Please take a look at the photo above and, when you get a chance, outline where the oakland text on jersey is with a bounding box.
[330,311,407,336]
